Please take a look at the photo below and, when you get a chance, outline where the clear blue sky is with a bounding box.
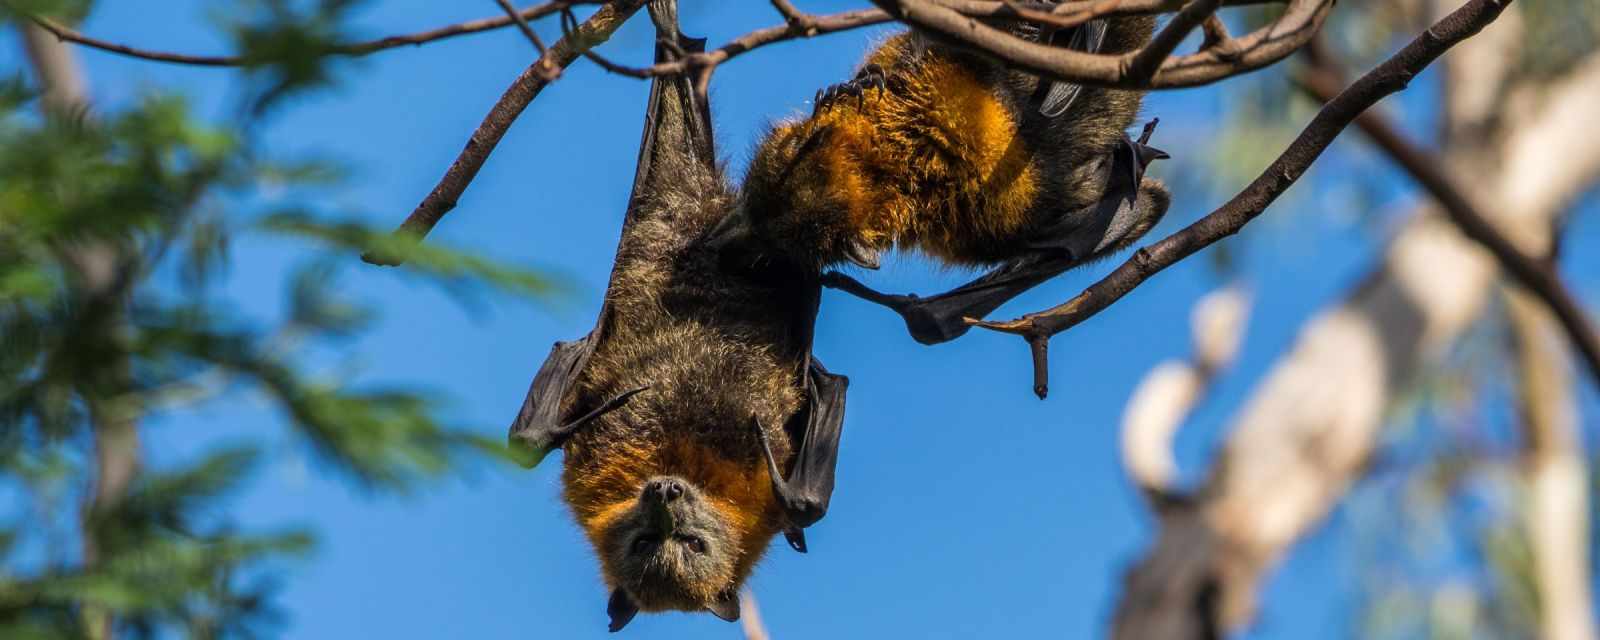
[8,1,1599,638]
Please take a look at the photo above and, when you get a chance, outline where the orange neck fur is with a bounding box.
[804,40,1040,264]
[564,439,780,588]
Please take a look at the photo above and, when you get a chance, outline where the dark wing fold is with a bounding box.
[507,336,597,468]
[507,0,713,467]
[760,357,850,553]
[1034,18,1110,117]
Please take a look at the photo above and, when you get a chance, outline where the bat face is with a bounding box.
[598,475,742,610]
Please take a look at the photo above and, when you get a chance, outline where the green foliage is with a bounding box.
[221,0,370,112]
[0,9,553,636]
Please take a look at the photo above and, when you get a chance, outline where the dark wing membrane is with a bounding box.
[777,358,849,528]
[507,336,597,468]
[762,357,849,553]
[1037,18,1109,117]
[507,0,715,464]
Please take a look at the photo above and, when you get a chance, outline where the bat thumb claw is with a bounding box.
[783,527,808,553]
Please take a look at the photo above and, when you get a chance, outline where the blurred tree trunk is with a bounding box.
[1112,3,1600,637]
[1508,289,1597,640]
[19,23,141,640]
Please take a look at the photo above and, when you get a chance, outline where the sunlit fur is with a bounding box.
[559,141,809,613]
[739,17,1163,270]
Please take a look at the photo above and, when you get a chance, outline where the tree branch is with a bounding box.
[1296,60,1600,390]
[360,0,1309,257]
[1125,0,1221,82]
[872,0,1331,89]
[361,0,648,265]
[10,1,601,67]
[970,0,1515,399]
[494,0,553,62]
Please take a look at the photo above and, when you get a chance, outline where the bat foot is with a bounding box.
[813,63,895,115]
[821,272,971,345]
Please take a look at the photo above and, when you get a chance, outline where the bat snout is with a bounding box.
[642,476,689,504]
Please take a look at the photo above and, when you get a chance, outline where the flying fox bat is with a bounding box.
[708,13,1171,345]
[506,1,848,631]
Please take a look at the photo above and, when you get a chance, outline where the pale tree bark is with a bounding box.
[1113,3,1600,636]
[19,22,140,640]
[1508,289,1597,640]
[1121,285,1251,498]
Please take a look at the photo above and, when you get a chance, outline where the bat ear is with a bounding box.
[705,591,741,622]
[606,588,639,633]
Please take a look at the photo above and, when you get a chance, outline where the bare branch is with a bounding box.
[1297,59,1600,390]
[10,1,600,67]
[970,0,1515,399]
[1200,14,1230,50]
[494,0,553,61]
[770,0,818,33]
[872,0,1331,89]
[362,0,648,266]
[935,0,1277,29]
[638,9,895,83]
[1125,0,1221,82]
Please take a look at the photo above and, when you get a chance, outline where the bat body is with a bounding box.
[711,15,1171,344]
[507,1,847,630]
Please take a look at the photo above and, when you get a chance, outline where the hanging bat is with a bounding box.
[707,13,1171,345]
[506,1,847,631]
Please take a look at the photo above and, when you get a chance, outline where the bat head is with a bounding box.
[1046,124,1172,266]
[598,476,743,630]
[710,120,878,271]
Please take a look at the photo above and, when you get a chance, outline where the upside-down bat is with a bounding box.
[506,1,847,631]
[708,13,1172,345]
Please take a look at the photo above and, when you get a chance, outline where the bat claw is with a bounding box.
[813,63,895,114]
[783,527,808,553]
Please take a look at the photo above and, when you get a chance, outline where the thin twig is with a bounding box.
[1200,14,1230,49]
[644,9,893,80]
[13,1,600,67]
[560,7,653,78]
[997,0,1102,30]
[362,0,649,265]
[1125,0,1222,81]
[876,0,1331,88]
[1298,61,1600,389]
[494,0,552,57]
[770,0,818,33]
[970,0,1516,398]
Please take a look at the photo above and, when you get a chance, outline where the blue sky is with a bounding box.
[6,1,1599,638]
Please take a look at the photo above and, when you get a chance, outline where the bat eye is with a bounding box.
[679,535,707,554]
[631,536,659,554]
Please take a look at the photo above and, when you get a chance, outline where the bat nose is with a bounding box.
[644,477,686,503]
